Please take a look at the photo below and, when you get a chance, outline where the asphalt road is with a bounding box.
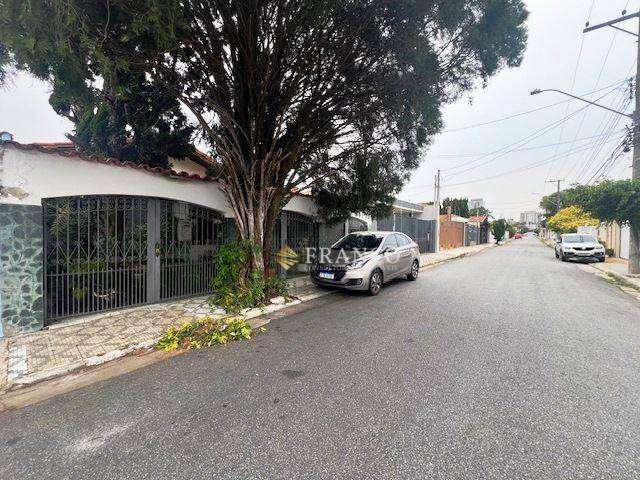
[2,237,640,479]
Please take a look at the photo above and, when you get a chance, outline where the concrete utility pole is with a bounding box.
[546,179,564,213]
[584,10,640,274]
[434,169,441,253]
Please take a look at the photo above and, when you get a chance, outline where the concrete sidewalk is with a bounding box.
[590,258,640,291]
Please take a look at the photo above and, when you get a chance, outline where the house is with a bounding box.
[0,139,437,337]
[468,215,490,245]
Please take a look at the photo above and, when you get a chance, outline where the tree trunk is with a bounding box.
[225,187,284,280]
[630,220,640,275]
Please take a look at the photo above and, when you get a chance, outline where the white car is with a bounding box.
[555,234,605,263]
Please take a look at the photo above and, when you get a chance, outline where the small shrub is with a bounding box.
[156,317,254,351]
[209,240,289,313]
[264,275,289,299]
[605,248,615,258]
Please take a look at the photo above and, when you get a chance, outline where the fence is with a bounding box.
[376,213,436,253]
[465,224,480,246]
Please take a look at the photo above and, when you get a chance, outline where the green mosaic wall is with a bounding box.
[0,204,44,337]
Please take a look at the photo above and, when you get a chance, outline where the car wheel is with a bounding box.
[555,250,559,259]
[561,253,567,262]
[407,260,419,281]
[599,257,606,263]
[368,269,383,296]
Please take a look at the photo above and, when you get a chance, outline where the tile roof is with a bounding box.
[3,141,221,182]
[468,215,489,223]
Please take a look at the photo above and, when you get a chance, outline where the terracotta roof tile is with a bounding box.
[4,141,222,183]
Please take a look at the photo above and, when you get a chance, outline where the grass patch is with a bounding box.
[600,272,640,292]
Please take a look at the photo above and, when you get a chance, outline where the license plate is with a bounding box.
[319,271,334,280]
[576,252,591,256]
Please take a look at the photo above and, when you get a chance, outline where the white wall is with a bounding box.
[0,146,321,219]
[621,225,631,260]
[418,204,439,221]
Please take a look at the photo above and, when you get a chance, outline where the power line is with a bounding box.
[544,0,595,182]
[437,77,630,134]
[425,130,624,159]
[443,86,624,178]
[440,134,624,188]
[573,91,631,183]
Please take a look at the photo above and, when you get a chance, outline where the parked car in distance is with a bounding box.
[514,233,523,239]
[310,231,420,296]
[554,233,605,262]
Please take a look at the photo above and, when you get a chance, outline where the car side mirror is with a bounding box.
[383,247,396,254]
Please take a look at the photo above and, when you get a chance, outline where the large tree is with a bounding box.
[440,197,469,218]
[1,0,528,274]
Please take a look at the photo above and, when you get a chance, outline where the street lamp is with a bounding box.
[530,88,634,119]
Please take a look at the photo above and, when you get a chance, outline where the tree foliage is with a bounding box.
[490,219,507,244]
[440,197,469,218]
[564,180,640,226]
[469,206,491,218]
[0,1,194,167]
[546,206,598,235]
[1,0,528,273]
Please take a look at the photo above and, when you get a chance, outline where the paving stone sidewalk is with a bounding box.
[0,244,493,393]
[0,279,321,392]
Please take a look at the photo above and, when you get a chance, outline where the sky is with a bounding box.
[0,0,637,220]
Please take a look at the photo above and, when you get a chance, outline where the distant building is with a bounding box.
[469,198,485,210]
[520,211,542,229]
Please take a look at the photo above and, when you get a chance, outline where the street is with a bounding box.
[2,237,640,479]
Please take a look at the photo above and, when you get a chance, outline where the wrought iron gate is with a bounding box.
[43,196,148,321]
[43,195,226,323]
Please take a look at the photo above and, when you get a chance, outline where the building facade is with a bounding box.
[520,211,542,230]
[0,141,437,337]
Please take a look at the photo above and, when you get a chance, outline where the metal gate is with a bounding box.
[465,225,479,246]
[156,200,226,300]
[43,195,226,323]
[376,213,435,253]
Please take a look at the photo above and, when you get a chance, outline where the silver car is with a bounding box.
[310,231,421,295]
[555,233,606,262]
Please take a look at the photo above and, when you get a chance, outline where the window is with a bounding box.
[382,234,398,249]
[331,233,384,251]
[563,235,597,243]
[395,234,410,247]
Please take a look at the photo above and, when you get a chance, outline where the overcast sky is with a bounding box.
[0,0,637,220]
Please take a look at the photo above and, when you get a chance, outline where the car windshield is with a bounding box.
[331,233,384,251]
[563,235,597,243]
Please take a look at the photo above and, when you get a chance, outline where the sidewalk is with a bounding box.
[590,258,640,291]
[419,242,497,269]
[0,278,323,393]
[0,243,494,394]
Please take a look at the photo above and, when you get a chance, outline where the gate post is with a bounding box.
[146,199,161,303]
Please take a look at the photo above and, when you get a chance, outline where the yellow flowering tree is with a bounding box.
[547,206,598,235]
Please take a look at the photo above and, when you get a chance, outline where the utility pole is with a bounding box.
[434,169,441,253]
[584,10,640,274]
[546,179,564,213]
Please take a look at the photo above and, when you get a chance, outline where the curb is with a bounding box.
[419,243,497,271]
[2,290,331,392]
